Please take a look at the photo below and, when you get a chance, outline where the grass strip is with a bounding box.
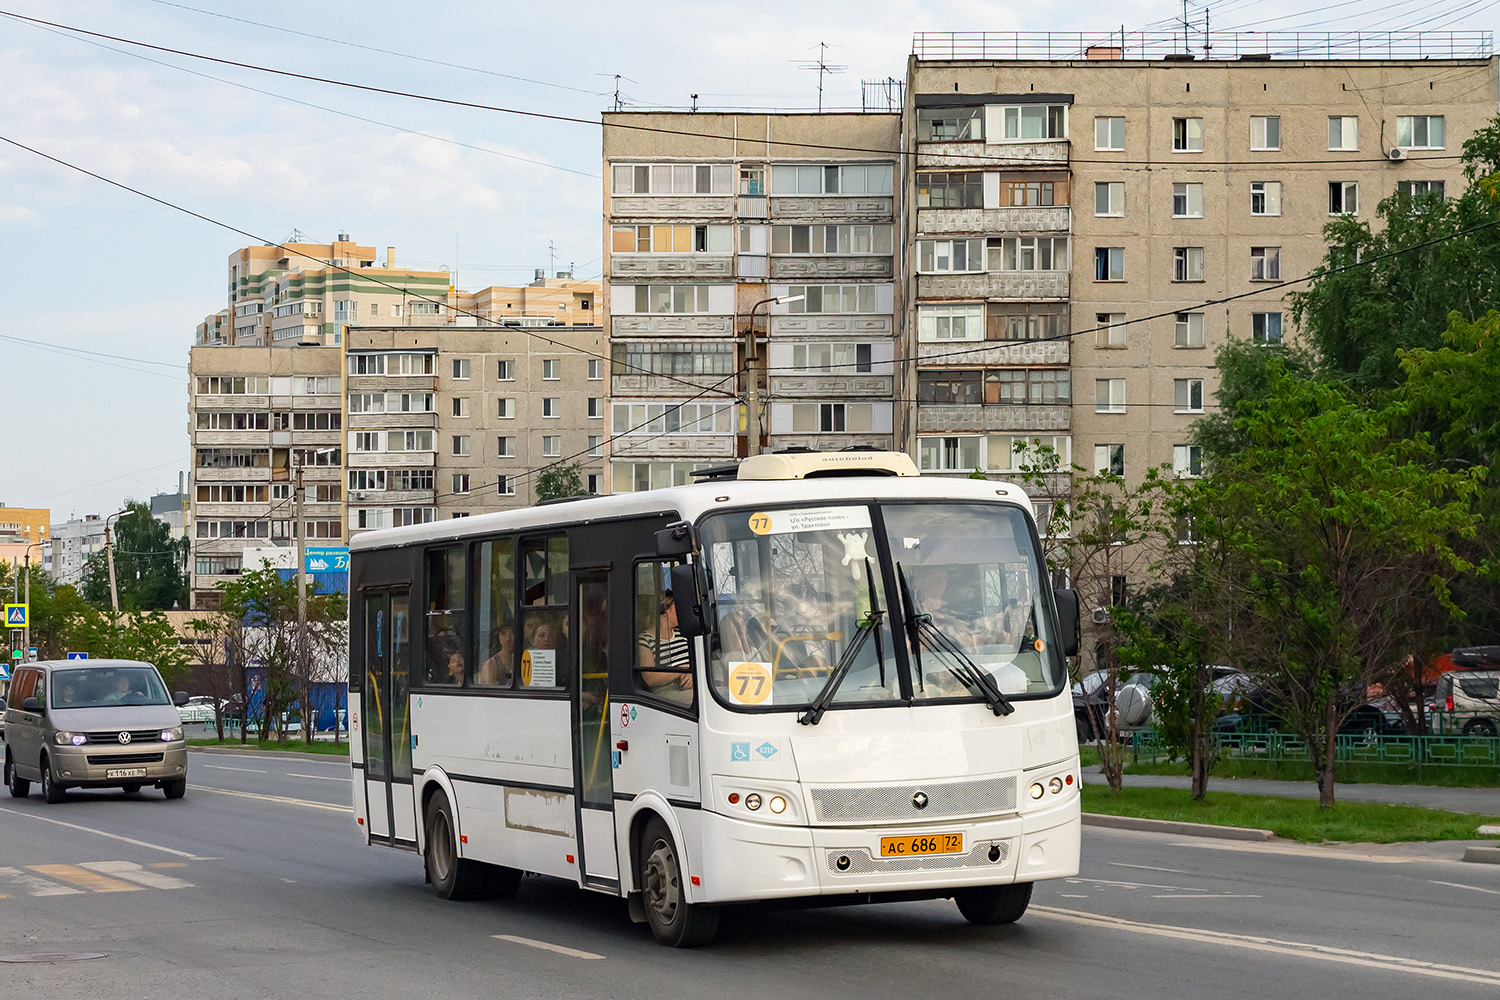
[187,737,350,756]
[1081,783,1500,843]
[1122,756,1500,788]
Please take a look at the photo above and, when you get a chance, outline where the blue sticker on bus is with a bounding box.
[756,742,779,759]
[611,750,621,770]
[730,742,751,762]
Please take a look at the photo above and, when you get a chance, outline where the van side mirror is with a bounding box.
[173,691,190,707]
[655,520,696,559]
[670,562,706,639]
[1054,588,1081,658]
[23,697,41,713]
[0,697,7,713]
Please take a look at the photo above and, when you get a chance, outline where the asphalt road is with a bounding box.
[1,750,1497,999]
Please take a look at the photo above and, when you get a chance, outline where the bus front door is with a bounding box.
[361,588,418,849]
[574,572,620,888]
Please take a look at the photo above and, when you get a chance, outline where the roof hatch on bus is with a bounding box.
[732,450,920,481]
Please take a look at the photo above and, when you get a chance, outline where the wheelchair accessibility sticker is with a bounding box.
[730,742,751,762]
[730,740,780,763]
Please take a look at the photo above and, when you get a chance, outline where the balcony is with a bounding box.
[917,404,1072,433]
[917,141,1069,169]
[918,271,1069,299]
[770,197,893,222]
[612,374,736,396]
[610,254,734,279]
[917,339,1070,366]
[348,411,438,429]
[610,195,734,219]
[193,430,271,447]
[611,315,734,338]
[193,467,271,482]
[609,434,736,459]
[347,451,435,469]
[771,433,893,452]
[348,489,436,506]
[769,256,894,280]
[916,206,1071,235]
[346,375,438,393]
[770,375,895,399]
[769,314,894,337]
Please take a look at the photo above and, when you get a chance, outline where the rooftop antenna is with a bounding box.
[1182,0,1190,55]
[548,240,557,277]
[796,42,847,113]
[596,73,639,111]
[690,93,699,112]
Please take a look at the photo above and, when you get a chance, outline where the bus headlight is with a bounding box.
[768,795,787,814]
[745,793,762,811]
[1048,777,1064,794]
[1029,782,1045,800]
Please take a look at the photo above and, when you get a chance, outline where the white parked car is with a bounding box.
[176,696,218,724]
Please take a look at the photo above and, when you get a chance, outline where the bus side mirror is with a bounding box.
[655,521,696,559]
[1055,588,1081,658]
[670,562,706,639]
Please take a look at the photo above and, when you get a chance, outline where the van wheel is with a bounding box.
[5,754,29,798]
[1463,718,1498,737]
[638,817,719,947]
[40,755,66,803]
[162,778,187,800]
[955,881,1033,925]
[424,792,488,900]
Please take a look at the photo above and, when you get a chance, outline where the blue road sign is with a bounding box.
[304,546,350,574]
[4,604,27,627]
[67,651,89,660]
[0,664,8,679]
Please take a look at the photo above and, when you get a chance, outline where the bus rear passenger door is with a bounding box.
[574,571,619,888]
[361,588,418,849]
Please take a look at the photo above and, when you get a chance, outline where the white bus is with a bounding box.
[349,451,1082,947]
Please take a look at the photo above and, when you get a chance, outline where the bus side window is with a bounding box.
[519,536,569,690]
[424,547,467,686]
[474,537,517,688]
[634,561,693,705]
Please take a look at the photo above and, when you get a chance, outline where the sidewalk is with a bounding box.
[1082,765,1500,815]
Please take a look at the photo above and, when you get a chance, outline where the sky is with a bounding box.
[1,0,1496,522]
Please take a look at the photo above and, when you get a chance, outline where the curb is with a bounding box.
[1083,812,1275,841]
[189,745,350,761]
[1463,846,1500,865]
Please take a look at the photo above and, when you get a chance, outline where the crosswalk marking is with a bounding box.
[81,861,193,890]
[0,866,84,896]
[27,864,143,893]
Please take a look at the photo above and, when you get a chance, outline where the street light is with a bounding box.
[103,507,131,615]
[744,293,803,457]
[295,447,339,691]
[21,541,42,660]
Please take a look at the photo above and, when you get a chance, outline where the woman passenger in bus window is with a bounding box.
[638,592,692,703]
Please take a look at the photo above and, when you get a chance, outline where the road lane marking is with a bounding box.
[1032,906,1500,987]
[1109,863,1190,874]
[492,935,604,960]
[1150,894,1262,899]
[288,773,351,782]
[201,765,267,773]
[1066,877,1206,892]
[0,806,205,860]
[1169,840,1413,864]
[1428,879,1500,896]
[193,785,349,813]
[28,865,142,893]
[0,867,83,896]
[81,861,193,890]
[147,862,187,868]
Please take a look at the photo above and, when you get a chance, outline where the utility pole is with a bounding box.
[744,294,804,457]
[295,453,307,692]
[104,509,125,615]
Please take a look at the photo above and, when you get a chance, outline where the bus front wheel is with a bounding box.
[425,792,489,901]
[955,881,1033,925]
[638,817,719,947]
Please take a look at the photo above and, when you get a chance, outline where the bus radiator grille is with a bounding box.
[810,776,1018,823]
[825,840,1011,876]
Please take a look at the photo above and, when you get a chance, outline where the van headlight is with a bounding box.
[55,731,87,746]
[161,727,183,742]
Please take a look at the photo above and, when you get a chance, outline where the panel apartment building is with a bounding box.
[187,235,602,608]
[602,113,903,489]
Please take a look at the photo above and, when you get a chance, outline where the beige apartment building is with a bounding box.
[602,113,902,490]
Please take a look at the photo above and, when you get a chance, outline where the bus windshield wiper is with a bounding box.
[799,558,886,726]
[895,563,1014,717]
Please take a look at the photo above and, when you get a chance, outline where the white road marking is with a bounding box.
[1428,879,1500,897]
[0,866,83,896]
[81,861,193,890]
[1066,877,1206,892]
[1032,906,1500,987]
[1150,894,1262,899]
[193,785,349,814]
[1170,840,1414,864]
[1058,893,1089,898]
[492,935,604,960]
[201,765,266,773]
[0,806,205,859]
[288,773,350,782]
[1109,863,1190,874]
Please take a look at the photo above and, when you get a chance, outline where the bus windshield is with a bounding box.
[702,501,1061,713]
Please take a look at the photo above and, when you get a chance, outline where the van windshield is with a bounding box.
[52,667,169,709]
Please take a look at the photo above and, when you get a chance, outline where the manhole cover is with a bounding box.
[0,953,107,963]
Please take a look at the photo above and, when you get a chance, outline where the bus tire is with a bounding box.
[638,817,719,947]
[954,881,1033,925]
[424,792,486,901]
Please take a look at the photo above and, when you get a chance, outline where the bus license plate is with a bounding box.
[106,767,148,779]
[880,832,964,857]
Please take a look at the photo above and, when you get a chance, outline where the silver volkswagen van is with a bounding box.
[2,659,189,802]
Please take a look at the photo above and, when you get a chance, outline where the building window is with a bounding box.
[497,475,516,496]
[542,435,561,458]
[999,104,1067,141]
[1250,115,1281,151]
[497,359,514,381]
[612,339,736,376]
[783,284,886,314]
[1328,116,1358,150]
[1095,246,1125,281]
[1172,117,1203,152]
[497,436,514,458]
[1095,116,1125,151]
[1252,312,1283,344]
[1172,182,1204,218]
[916,171,984,209]
[1096,378,1126,413]
[497,398,515,419]
[1175,312,1205,348]
[587,359,603,380]
[918,435,983,472]
[1173,444,1204,478]
[630,284,717,314]
[1174,378,1205,413]
[1173,247,1205,282]
[452,474,470,494]
[586,474,601,494]
[1397,115,1444,149]
[1329,181,1359,215]
[542,398,561,418]
[452,358,470,380]
[918,303,985,342]
[1398,180,1446,201]
[917,238,986,273]
[999,177,1062,207]
[352,432,381,452]
[611,223,733,254]
[452,397,469,418]
[919,371,981,406]
[587,435,603,456]
[587,397,603,418]
[1250,181,1282,217]
[988,302,1068,342]
[992,236,1068,272]
[1095,313,1126,348]
[1250,246,1281,280]
[611,162,733,195]
[789,342,876,373]
[452,435,471,456]
[769,163,894,196]
[917,106,984,141]
[740,164,764,195]
[542,359,560,380]
[771,224,893,255]
[1095,443,1125,476]
[1095,181,1124,217]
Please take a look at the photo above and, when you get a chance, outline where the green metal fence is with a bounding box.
[1129,728,1500,767]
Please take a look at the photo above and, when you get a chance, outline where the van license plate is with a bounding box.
[106,767,148,779]
[879,832,964,857]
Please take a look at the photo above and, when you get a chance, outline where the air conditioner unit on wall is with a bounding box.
[1388,147,1408,161]
[1092,608,1111,624]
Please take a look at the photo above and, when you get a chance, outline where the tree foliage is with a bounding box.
[63,608,194,690]
[81,501,189,611]
[534,461,586,503]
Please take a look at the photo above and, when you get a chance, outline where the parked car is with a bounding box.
[1434,668,1500,737]
[176,696,218,724]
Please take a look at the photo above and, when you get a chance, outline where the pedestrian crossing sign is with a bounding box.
[4,604,26,627]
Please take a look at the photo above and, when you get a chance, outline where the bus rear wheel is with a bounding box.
[955,881,1033,925]
[425,792,490,901]
[638,817,718,947]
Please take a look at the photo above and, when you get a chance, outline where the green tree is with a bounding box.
[81,501,189,611]
[62,607,193,691]
[534,461,586,503]
[1199,368,1482,807]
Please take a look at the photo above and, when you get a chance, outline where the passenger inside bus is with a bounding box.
[477,624,515,686]
[638,592,693,703]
